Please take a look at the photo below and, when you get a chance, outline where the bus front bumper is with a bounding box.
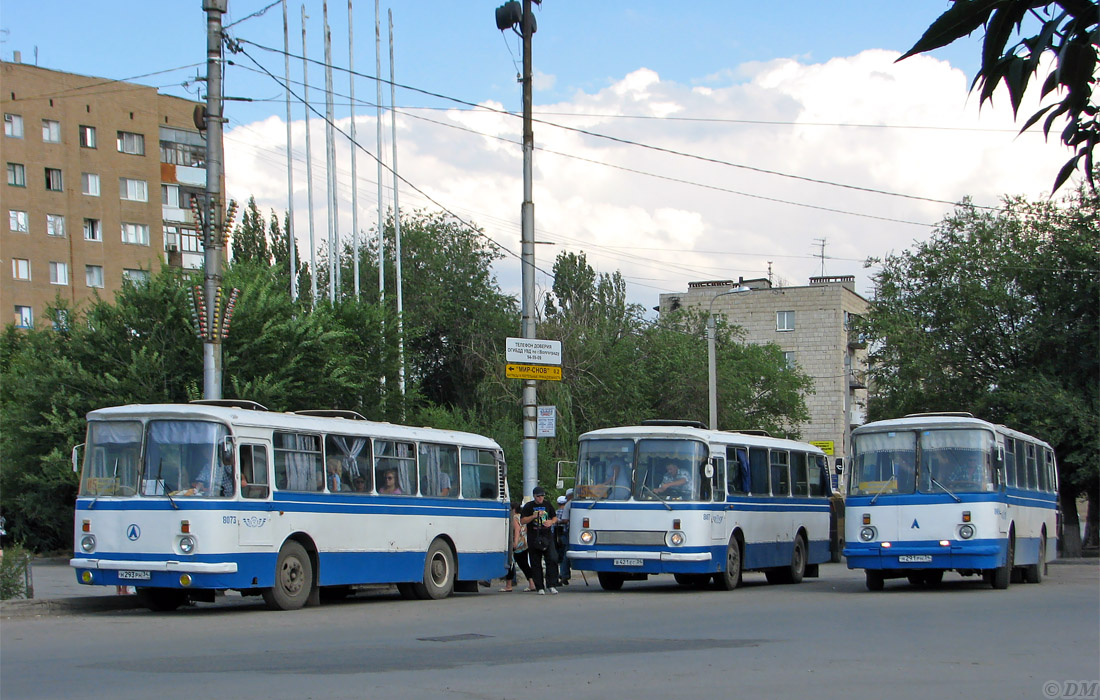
[843,541,1003,571]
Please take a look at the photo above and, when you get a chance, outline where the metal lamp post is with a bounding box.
[707,287,750,430]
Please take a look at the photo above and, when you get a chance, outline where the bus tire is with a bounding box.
[991,534,1014,590]
[413,538,455,600]
[262,540,313,610]
[922,570,944,587]
[673,574,694,586]
[597,572,624,591]
[396,582,418,599]
[138,588,187,612]
[907,573,923,587]
[788,535,807,584]
[716,537,742,591]
[865,571,885,591]
[1024,534,1045,584]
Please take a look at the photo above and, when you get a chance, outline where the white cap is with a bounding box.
[557,496,566,505]
[565,488,574,496]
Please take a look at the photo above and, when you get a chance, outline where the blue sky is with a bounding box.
[2,2,1070,306]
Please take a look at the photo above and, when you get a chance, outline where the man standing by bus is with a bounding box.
[521,486,559,595]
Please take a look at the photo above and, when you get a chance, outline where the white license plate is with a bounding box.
[898,555,932,563]
[613,558,643,567]
[118,570,151,580]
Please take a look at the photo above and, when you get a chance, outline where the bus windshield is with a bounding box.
[919,429,994,493]
[575,439,634,500]
[634,439,707,501]
[143,420,233,498]
[850,431,917,496]
[80,421,143,496]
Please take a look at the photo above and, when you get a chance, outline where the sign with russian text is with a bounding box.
[506,363,562,381]
[810,440,835,456]
[537,406,556,437]
[505,337,562,365]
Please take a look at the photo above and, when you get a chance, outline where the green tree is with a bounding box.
[856,186,1099,554]
[230,196,271,264]
[901,1,1099,191]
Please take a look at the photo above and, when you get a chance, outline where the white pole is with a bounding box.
[389,9,405,406]
[283,0,297,301]
[348,0,360,299]
[323,0,338,302]
[375,0,385,305]
[302,4,317,306]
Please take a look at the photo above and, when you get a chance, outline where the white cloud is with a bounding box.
[225,49,1072,310]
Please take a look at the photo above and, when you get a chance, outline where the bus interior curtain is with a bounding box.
[332,435,368,478]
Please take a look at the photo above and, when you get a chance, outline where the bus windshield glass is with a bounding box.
[80,421,143,496]
[143,420,233,498]
[919,429,994,493]
[634,439,707,501]
[575,439,634,500]
[850,431,917,496]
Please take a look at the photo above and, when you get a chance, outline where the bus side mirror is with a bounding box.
[834,458,844,475]
[703,462,715,479]
[72,443,85,474]
[220,436,235,466]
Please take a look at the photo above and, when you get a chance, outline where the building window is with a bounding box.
[6,162,25,187]
[164,225,203,254]
[783,351,796,368]
[160,126,206,166]
[52,308,70,332]
[777,310,795,332]
[42,119,61,143]
[45,167,63,191]
[46,214,66,237]
[121,222,150,246]
[161,184,181,207]
[117,131,145,155]
[14,306,33,329]
[49,261,69,285]
[79,125,97,148]
[83,218,102,241]
[119,177,147,202]
[9,210,28,232]
[4,114,23,138]
[12,258,31,280]
[81,172,100,196]
[86,264,104,288]
[122,268,150,285]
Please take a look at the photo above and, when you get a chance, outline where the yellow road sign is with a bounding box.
[810,440,835,456]
[506,363,562,381]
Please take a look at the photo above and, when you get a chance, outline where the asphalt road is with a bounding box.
[1,562,1097,700]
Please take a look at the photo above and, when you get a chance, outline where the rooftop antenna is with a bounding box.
[814,237,826,276]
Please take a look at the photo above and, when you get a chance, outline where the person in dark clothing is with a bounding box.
[520,486,559,594]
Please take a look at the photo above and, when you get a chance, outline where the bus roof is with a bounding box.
[86,403,503,450]
[579,424,826,455]
[852,414,1053,451]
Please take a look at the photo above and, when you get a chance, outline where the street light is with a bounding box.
[708,286,750,430]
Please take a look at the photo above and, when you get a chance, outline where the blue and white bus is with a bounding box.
[566,421,834,591]
[71,400,510,610]
[843,413,1058,590]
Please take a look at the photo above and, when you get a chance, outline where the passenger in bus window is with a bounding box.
[173,475,208,497]
[598,458,631,498]
[654,462,690,498]
[353,476,369,492]
[378,469,403,494]
[326,458,349,492]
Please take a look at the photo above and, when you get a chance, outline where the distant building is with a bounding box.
[1,58,212,330]
[658,275,869,470]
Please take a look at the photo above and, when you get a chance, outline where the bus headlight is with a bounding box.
[859,527,877,542]
[80,535,96,553]
[958,524,975,540]
[179,535,196,554]
[579,530,594,545]
[667,531,686,547]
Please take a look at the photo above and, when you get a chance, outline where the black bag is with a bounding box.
[529,526,552,551]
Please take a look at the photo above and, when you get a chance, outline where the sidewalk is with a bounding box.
[1,557,144,619]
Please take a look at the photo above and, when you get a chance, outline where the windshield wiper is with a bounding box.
[930,477,961,503]
[150,460,179,509]
[870,477,894,505]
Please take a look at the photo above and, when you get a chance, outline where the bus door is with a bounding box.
[709,455,727,542]
[238,441,274,546]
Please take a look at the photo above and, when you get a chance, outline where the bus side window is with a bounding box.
[791,452,809,497]
[240,445,270,499]
[727,447,748,495]
[770,450,790,497]
[749,447,769,496]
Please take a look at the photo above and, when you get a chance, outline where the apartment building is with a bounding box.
[1,59,210,330]
[658,275,869,470]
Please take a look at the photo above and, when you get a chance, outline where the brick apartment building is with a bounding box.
[658,275,869,470]
[1,58,212,330]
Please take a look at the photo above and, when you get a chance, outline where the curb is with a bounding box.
[0,595,144,619]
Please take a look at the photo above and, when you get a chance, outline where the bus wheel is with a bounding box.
[865,571,885,591]
[991,535,1014,590]
[673,574,694,586]
[413,539,455,600]
[788,535,807,584]
[1024,535,1045,584]
[716,538,742,591]
[907,573,923,587]
[263,540,313,610]
[922,570,944,587]
[597,572,624,591]
[396,582,418,599]
[138,588,187,612]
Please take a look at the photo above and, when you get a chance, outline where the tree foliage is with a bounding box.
[856,185,1099,552]
[901,0,1099,191]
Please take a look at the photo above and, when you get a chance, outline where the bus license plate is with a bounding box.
[118,570,151,580]
[898,555,932,563]
[613,558,643,567]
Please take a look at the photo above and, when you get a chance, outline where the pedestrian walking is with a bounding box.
[520,486,559,594]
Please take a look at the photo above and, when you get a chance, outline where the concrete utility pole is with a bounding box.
[202,0,227,400]
[518,0,538,498]
[283,0,297,301]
